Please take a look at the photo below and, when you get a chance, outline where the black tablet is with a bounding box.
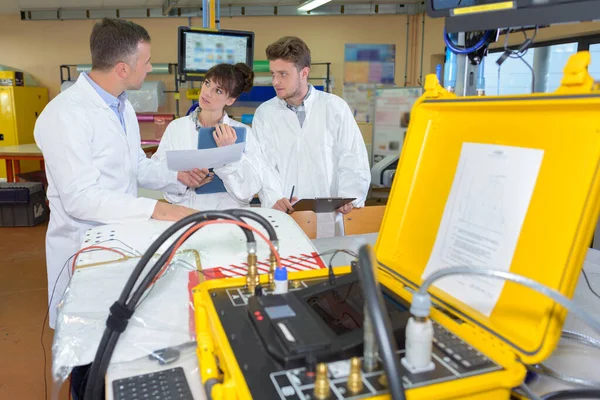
[292,197,356,213]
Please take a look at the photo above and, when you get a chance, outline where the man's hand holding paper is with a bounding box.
[165,142,246,172]
[177,168,213,188]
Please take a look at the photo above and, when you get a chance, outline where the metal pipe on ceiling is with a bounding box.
[209,0,216,29]
[202,0,209,28]
[163,0,180,16]
[216,0,221,28]
[20,3,425,20]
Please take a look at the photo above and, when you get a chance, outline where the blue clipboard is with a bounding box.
[195,126,247,195]
[197,126,247,148]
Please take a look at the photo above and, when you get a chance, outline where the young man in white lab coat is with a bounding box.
[252,36,371,238]
[34,18,206,330]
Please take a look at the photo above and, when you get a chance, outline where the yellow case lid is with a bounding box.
[375,51,600,365]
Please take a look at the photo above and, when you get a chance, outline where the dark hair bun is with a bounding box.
[204,62,254,99]
[234,63,255,93]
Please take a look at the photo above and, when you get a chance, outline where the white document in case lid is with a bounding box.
[422,143,544,317]
[166,142,245,171]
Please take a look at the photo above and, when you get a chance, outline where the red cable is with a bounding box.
[71,246,128,274]
[151,219,282,285]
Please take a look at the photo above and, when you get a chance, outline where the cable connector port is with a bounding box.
[246,252,259,294]
[401,316,435,374]
[273,266,288,294]
[269,252,278,288]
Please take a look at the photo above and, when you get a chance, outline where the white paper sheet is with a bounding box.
[166,142,245,171]
[422,143,544,317]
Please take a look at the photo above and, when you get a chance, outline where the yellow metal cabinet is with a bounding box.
[0,86,49,179]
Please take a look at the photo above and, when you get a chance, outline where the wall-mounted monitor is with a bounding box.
[177,27,254,81]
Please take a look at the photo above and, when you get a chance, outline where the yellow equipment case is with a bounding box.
[192,52,600,400]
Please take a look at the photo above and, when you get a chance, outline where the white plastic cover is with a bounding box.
[126,81,166,113]
[51,254,198,387]
[50,209,325,395]
[60,80,75,92]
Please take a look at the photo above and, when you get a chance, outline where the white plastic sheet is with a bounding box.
[52,254,198,385]
[126,81,166,112]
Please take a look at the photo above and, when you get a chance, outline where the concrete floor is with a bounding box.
[0,222,69,400]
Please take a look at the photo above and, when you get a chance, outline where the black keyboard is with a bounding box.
[432,322,495,371]
[112,367,194,400]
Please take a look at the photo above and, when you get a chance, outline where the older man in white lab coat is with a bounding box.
[252,36,371,238]
[35,18,206,330]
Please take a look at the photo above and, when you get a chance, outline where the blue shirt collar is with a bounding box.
[82,72,127,111]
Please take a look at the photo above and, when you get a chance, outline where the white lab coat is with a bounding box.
[34,73,185,329]
[151,113,280,210]
[252,89,371,238]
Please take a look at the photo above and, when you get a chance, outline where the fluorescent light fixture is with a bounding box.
[298,0,332,11]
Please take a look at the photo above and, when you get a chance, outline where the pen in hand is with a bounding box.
[287,186,296,214]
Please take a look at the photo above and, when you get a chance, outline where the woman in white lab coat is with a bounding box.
[152,63,280,210]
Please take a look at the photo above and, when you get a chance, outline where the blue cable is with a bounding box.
[476,57,485,91]
[443,47,457,89]
[186,102,199,116]
[444,28,494,55]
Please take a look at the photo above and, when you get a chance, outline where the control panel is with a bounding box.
[208,276,501,399]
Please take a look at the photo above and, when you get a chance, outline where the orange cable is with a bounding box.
[151,219,282,285]
[71,246,128,274]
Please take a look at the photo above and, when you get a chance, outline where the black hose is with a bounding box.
[541,389,600,400]
[225,209,278,242]
[356,244,406,400]
[128,217,231,306]
[85,211,252,400]
[83,329,113,400]
[117,211,250,304]
[92,332,120,400]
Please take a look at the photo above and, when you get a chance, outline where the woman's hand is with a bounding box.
[213,124,237,147]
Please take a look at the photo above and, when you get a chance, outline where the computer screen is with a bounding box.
[178,27,254,80]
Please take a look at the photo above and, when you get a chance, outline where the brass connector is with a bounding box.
[313,363,331,400]
[268,252,277,289]
[246,253,259,294]
[347,357,363,394]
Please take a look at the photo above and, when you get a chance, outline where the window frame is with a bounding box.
[482,32,600,94]
[487,32,600,56]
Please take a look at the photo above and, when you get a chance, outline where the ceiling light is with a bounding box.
[298,0,332,12]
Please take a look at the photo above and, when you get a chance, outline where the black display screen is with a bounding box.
[305,282,408,336]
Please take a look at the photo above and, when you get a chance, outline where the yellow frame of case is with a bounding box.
[192,51,600,399]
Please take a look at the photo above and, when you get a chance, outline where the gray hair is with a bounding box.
[90,18,151,71]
